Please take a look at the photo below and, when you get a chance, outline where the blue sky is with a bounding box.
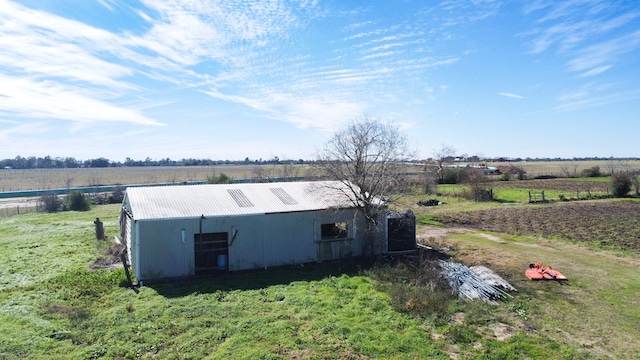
[1,0,638,161]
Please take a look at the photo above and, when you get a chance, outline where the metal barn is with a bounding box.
[119,181,387,283]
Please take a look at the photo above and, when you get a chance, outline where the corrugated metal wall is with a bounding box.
[121,211,133,268]
[226,214,265,271]
[131,208,387,281]
[137,219,194,279]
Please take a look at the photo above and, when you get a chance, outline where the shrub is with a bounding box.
[368,258,453,321]
[65,191,91,211]
[207,172,233,184]
[582,166,602,177]
[611,172,632,197]
[439,169,460,184]
[511,165,526,180]
[41,191,61,213]
[444,324,480,343]
[108,184,125,204]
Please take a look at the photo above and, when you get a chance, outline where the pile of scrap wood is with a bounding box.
[440,261,516,305]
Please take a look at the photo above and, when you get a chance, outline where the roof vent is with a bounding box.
[227,189,254,207]
[269,187,298,205]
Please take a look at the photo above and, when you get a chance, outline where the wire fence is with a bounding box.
[0,204,41,218]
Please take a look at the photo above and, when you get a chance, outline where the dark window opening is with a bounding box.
[321,222,349,240]
[195,232,228,274]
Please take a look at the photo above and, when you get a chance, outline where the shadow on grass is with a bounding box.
[148,258,373,298]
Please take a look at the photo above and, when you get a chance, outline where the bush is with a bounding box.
[582,166,602,177]
[207,172,233,184]
[368,258,453,321]
[108,184,125,204]
[65,191,91,211]
[439,169,460,184]
[611,172,632,197]
[41,191,61,213]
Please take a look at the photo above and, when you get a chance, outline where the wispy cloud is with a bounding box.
[0,74,164,126]
[568,30,640,72]
[0,0,500,150]
[554,83,640,112]
[525,2,640,76]
[0,0,164,128]
[498,92,524,99]
[523,1,640,116]
[578,65,612,78]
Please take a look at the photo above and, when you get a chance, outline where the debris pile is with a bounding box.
[470,265,518,292]
[89,243,125,270]
[417,199,441,206]
[440,261,515,305]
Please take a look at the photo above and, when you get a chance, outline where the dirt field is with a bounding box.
[433,200,640,252]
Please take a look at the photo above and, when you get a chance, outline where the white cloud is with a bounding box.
[568,30,640,72]
[526,2,640,75]
[0,74,164,126]
[275,97,366,132]
[97,0,116,11]
[578,65,612,77]
[498,92,524,99]
[554,83,640,112]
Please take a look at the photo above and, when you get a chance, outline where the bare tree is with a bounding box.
[280,162,301,180]
[433,144,456,183]
[559,161,580,178]
[509,164,527,180]
[605,158,629,176]
[422,171,437,194]
[315,116,413,255]
[252,163,302,182]
[461,167,492,201]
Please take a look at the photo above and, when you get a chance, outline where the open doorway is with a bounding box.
[387,210,416,252]
[194,232,228,274]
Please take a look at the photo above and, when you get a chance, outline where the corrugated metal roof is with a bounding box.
[125,181,359,220]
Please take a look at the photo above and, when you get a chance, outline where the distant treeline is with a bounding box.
[2,155,638,170]
[0,156,306,169]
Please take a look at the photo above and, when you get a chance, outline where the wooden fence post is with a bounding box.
[94,218,105,240]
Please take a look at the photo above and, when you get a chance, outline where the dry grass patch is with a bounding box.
[442,230,640,359]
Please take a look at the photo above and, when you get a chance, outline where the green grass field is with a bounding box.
[2,191,639,358]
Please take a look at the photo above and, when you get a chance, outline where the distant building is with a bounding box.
[119,181,393,283]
